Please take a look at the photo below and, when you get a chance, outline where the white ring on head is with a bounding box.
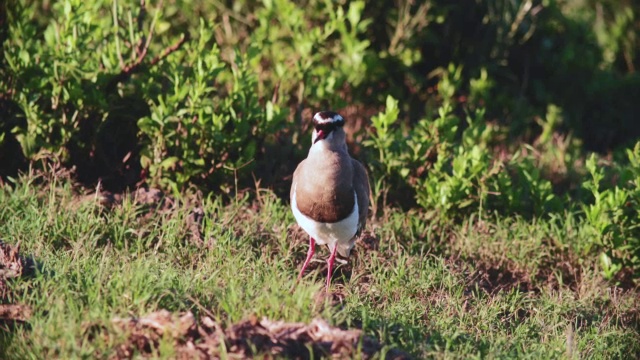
[314,112,343,124]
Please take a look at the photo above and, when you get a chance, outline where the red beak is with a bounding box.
[314,130,326,144]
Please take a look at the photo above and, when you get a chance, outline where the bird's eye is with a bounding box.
[315,122,339,133]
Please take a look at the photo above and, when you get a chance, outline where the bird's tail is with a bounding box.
[336,241,354,258]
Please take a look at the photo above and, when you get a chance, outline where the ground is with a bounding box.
[0,171,638,358]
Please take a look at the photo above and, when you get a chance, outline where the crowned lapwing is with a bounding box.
[291,111,370,292]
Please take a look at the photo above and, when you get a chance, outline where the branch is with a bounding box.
[105,33,188,93]
[105,0,185,93]
[149,34,187,67]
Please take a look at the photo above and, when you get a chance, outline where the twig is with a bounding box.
[137,0,146,33]
[149,34,187,67]
[136,0,160,59]
[112,0,125,68]
[105,0,185,93]
[211,0,252,27]
[105,33,187,92]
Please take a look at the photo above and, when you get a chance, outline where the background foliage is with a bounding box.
[1,0,640,279]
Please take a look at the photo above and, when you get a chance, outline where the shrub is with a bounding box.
[1,0,378,191]
[137,23,287,192]
[581,147,640,280]
[2,0,177,187]
[366,65,560,219]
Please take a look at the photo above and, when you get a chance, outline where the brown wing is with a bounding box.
[351,158,370,235]
[290,159,306,202]
[292,153,355,223]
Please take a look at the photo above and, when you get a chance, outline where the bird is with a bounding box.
[290,111,370,292]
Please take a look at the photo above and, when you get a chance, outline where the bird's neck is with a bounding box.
[309,140,348,157]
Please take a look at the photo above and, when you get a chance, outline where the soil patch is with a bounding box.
[470,262,536,295]
[0,240,36,288]
[0,240,35,328]
[110,310,409,359]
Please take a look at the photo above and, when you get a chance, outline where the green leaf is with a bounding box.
[347,1,364,27]
[159,157,179,170]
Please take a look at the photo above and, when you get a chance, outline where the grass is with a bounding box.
[0,171,639,358]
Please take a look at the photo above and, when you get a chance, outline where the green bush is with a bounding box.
[581,147,640,280]
[1,0,378,191]
[251,0,372,107]
[365,65,560,219]
[137,23,287,192]
[1,0,639,280]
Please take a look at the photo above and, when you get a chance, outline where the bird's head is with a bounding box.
[311,111,346,146]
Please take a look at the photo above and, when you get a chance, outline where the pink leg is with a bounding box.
[325,244,338,292]
[297,237,316,281]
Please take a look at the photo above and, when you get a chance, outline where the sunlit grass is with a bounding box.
[0,174,638,358]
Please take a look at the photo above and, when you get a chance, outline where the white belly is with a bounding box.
[291,186,359,249]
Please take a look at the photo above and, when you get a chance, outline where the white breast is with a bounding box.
[291,185,359,251]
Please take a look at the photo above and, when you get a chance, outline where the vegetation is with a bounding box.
[1,172,639,358]
[1,0,639,358]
